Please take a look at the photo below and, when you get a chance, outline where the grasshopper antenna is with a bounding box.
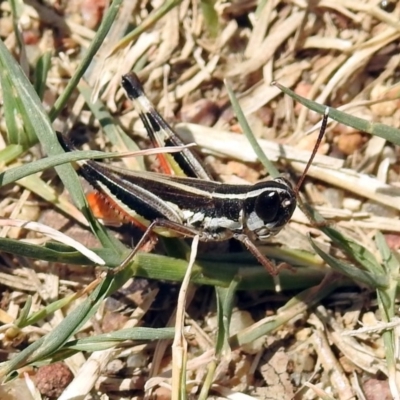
[294,107,329,196]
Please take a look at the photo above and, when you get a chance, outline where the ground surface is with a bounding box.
[0,1,399,399]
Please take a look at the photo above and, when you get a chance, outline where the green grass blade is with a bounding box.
[320,227,383,274]
[35,327,175,367]
[229,274,343,348]
[309,238,387,288]
[306,204,383,275]
[375,232,400,277]
[0,39,122,252]
[0,46,37,147]
[0,273,130,377]
[200,0,219,38]
[111,0,183,54]
[0,149,124,186]
[22,293,87,328]
[274,81,400,146]
[14,296,32,327]
[225,80,280,178]
[33,50,52,100]
[216,281,239,356]
[63,327,175,352]
[375,233,398,318]
[374,233,399,397]
[0,145,24,165]
[8,0,28,73]
[48,0,124,120]
[0,238,99,265]
[78,82,145,169]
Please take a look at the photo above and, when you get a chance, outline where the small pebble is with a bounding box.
[336,132,365,156]
[363,378,391,400]
[383,233,400,250]
[34,363,73,399]
[81,0,107,29]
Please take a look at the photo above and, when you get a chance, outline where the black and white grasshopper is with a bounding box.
[57,73,327,275]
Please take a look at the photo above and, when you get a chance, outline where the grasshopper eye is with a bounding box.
[254,191,281,223]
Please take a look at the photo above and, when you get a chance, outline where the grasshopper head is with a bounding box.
[244,177,296,240]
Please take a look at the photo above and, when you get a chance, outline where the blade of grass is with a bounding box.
[309,237,388,288]
[33,50,52,100]
[61,327,176,352]
[0,238,103,265]
[8,0,28,75]
[22,290,97,328]
[0,234,333,291]
[215,281,238,356]
[200,0,219,38]
[319,226,383,275]
[110,0,183,55]
[1,144,194,186]
[48,0,124,121]
[78,81,145,170]
[0,53,37,147]
[225,80,280,178]
[0,145,24,165]
[305,204,385,277]
[199,279,239,399]
[0,275,109,378]
[14,296,32,328]
[229,273,343,348]
[374,233,400,398]
[0,269,135,379]
[0,148,144,186]
[0,218,104,264]
[0,39,122,252]
[133,253,329,290]
[274,81,400,146]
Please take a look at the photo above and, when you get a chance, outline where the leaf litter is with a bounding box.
[0,1,399,399]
